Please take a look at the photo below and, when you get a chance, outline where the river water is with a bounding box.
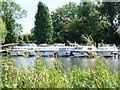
[9,55,119,71]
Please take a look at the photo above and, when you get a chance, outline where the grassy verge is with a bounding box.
[0,56,119,88]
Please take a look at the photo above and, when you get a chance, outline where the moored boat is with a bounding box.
[38,46,58,57]
[97,44,118,57]
[9,43,38,56]
[70,45,97,57]
[9,46,28,56]
[58,47,71,57]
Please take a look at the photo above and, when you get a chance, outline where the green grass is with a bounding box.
[0,56,119,88]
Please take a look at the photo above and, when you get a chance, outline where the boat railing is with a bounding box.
[98,43,117,47]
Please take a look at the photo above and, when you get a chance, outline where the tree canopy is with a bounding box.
[0,0,27,44]
[51,2,120,44]
[98,2,120,43]
[51,2,78,43]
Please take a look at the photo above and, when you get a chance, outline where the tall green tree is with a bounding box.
[73,2,108,44]
[2,9,16,44]
[34,1,53,44]
[98,2,120,43]
[0,18,7,44]
[51,2,78,43]
[0,0,27,44]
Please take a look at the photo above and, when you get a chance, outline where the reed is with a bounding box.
[0,56,119,88]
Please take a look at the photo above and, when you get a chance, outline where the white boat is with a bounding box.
[9,49,18,56]
[57,43,82,57]
[38,46,58,57]
[38,43,72,57]
[53,43,69,57]
[26,50,37,56]
[53,43,65,47]
[70,45,97,57]
[69,42,80,47]
[38,43,48,47]
[9,44,38,56]
[9,46,28,56]
[97,44,118,57]
[23,48,37,56]
[70,46,84,57]
[58,47,72,57]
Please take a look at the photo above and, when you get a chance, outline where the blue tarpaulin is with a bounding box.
[22,43,27,46]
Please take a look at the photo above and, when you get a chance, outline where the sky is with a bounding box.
[13,0,80,34]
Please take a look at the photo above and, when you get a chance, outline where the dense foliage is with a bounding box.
[0,0,27,44]
[0,56,119,88]
[34,2,53,44]
[98,2,120,44]
[51,2,120,44]
[51,2,79,43]
[14,23,23,36]
[77,2,108,44]
[1,1,120,44]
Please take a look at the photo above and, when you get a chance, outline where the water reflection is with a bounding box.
[42,57,56,67]
[9,55,119,72]
[104,58,119,71]
[59,57,72,71]
[11,56,36,69]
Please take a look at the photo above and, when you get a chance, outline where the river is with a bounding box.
[8,55,119,71]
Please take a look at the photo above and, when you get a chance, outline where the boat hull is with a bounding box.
[38,51,55,57]
[97,51,118,57]
[70,51,84,57]
[58,50,70,57]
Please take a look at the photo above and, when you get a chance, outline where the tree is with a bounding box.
[0,0,27,20]
[2,10,17,43]
[14,23,23,36]
[51,2,78,43]
[76,2,108,44]
[98,2,120,43]
[67,20,85,43]
[0,18,7,44]
[0,0,27,44]
[34,1,53,44]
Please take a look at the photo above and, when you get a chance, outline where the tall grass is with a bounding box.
[0,56,119,88]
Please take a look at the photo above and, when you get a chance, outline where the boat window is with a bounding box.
[88,47,92,50]
[74,47,81,50]
[59,48,66,50]
[98,48,108,50]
